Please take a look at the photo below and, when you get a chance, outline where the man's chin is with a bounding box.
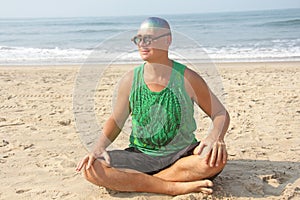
[141,56,150,61]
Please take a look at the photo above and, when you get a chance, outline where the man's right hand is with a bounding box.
[75,150,110,172]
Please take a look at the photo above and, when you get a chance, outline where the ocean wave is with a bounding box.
[0,46,91,64]
[65,29,127,34]
[261,19,300,27]
[49,22,124,27]
[1,45,300,65]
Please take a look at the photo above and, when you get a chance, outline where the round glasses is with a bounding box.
[131,32,171,46]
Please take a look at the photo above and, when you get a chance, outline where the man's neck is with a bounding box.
[145,58,173,76]
[143,58,173,92]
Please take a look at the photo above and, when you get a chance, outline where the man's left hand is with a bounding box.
[196,136,227,167]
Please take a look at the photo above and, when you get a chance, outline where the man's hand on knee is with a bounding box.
[195,139,227,168]
[76,149,111,172]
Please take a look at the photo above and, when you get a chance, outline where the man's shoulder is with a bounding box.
[118,68,135,90]
[172,61,195,78]
[177,63,204,84]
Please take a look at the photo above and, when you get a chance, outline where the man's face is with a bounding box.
[134,27,171,62]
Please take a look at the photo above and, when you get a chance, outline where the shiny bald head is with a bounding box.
[139,17,171,31]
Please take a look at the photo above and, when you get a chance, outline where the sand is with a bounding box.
[0,61,299,200]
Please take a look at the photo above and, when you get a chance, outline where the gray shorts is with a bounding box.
[101,142,200,175]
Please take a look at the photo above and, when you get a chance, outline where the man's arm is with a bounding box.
[184,68,230,167]
[76,70,133,171]
[92,70,133,154]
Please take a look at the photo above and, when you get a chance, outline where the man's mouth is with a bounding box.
[140,48,150,54]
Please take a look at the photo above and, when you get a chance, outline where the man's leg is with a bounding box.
[83,159,214,195]
[153,147,226,182]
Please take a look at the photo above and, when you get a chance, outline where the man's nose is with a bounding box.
[138,40,148,47]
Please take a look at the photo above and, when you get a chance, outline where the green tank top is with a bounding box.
[129,61,197,156]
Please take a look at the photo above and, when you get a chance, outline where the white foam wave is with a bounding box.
[0,46,92,65]
[0,45,300,65]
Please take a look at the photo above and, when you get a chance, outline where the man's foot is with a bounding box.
[171,179,213,195]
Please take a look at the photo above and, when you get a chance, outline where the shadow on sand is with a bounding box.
[213,159,300,199]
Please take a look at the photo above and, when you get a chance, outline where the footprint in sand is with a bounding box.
[260,171,292,196]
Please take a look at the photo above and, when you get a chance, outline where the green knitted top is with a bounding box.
[129,61,197,156]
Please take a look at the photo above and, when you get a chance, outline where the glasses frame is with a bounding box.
[131,32,171,46]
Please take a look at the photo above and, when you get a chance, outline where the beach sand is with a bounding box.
[0,61,299,199]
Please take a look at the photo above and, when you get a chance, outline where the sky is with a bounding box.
[0,0,300,18]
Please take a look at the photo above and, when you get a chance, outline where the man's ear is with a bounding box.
[166,36,172,46]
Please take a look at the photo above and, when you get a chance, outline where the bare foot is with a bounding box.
[171,179,213,195]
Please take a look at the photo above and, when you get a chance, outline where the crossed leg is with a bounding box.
[83,149,226,195]
[153,148,226,182]
[83,159,214,195]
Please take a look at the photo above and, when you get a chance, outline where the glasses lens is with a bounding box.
[143,36,152,46]
[132,36,141,45]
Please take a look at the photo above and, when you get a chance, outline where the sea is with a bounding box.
[0,8,300,65]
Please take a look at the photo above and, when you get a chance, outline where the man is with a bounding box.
[76,17,230,195]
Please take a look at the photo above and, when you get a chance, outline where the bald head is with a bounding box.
[140,17,171,30]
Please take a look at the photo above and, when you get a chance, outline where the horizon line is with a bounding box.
[0,7,299,20]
